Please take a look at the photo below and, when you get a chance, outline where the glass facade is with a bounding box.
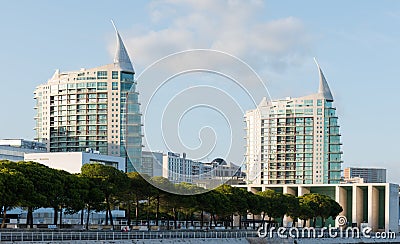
[246,96,343,185]
[122,71,143,173]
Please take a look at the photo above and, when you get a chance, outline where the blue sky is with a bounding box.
[0,1,399,182]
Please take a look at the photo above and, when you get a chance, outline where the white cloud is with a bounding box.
[122,0,313,74]
[119,0,315,161]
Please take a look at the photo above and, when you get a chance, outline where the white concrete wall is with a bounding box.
[24,152,125,173]
[25,152,83,173]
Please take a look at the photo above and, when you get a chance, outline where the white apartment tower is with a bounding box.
[245,61,342,184]
[33,24,142,172]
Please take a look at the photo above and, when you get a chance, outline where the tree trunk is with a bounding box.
[268,216,272,231]
[109,205,114,227]
[167,212,170,230]
[239,214,242,229]
[53,206,58,225]
[80,209,84,226]
[313,217,316,228]
[26,206,31,228]
[261,213,265,228]
[146,197,150,230]
[86,206,91,230]
[156,195,160,226]
[28,206,33,228]
[135,194,139,226]
[59,207,63,228]
[212,214,217,228]
[252,213,256,230]
[105,207,109,225]
[1,206,7,228]
[173,208,177,229]
[127,203,131,227]
[200,210,204,229]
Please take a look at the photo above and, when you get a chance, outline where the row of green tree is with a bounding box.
[0,160,342,229]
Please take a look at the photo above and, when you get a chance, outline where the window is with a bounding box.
[304,108,313,115]
[112,82,118,90]
[97,82,107,90]
[87,82,96,88]
[67,83,76,89]
[112,71,118,79]
[121,82,133,91]
[304,100,313,106]
[121,72,134,82]
[97,71,108,79]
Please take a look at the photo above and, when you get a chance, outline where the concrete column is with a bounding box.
[352,185,363,227]
[385,183,399,232]
[283,186,296,227]
[335,186,347,227]
[298,186,310,196]
[297,186,310,227]
[367,185,379,231]
[249,186,259,194]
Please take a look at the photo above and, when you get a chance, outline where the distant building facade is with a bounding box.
[0,139,46,161]
[193,158,245,189]
[162,152,242,186]
[33,25,141,172]
[344,167,386,183]
[245,61,342,185]
[163,152,195,184]
[141,151,163,177]
[24,151,125,173]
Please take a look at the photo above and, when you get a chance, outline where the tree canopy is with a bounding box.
[0,160,343,229]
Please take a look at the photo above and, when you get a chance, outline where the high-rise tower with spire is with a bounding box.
[33,24,142,172]
[245,60,342,184]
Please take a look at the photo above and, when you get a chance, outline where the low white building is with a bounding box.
[235,183,399,232]
[24,151,125,173]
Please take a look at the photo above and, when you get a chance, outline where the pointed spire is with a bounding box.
[50,69,60,80]
[111,20,135,73]
[314,58,333,101]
